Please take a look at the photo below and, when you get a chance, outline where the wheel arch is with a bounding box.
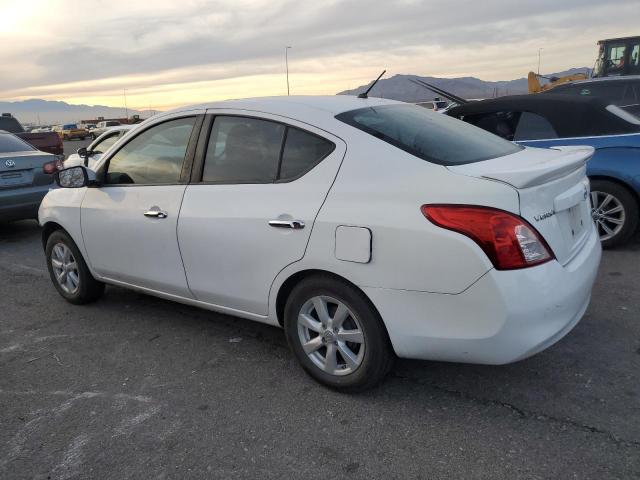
[41,221,66,249]
[589,175,640,211]
[274,269,392,343]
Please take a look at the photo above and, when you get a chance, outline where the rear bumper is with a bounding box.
[0,185,52,222]
[364,223,602,364]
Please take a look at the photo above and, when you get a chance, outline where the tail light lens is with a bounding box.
[421,205,554,270]
[43,158,64,175]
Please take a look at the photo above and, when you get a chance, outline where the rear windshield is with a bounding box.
[0,133,35,153]
[336,104,522,166]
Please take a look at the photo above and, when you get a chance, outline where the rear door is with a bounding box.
[178,112,346,315]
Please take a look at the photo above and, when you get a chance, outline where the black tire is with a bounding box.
[590,179,639,248]
[284,275,394,392]
[45,230,105,304]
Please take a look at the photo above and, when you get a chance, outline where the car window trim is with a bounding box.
[191,113,336,185]
[96,114,204,188]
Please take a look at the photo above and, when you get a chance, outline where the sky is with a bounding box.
[0,0,638,111]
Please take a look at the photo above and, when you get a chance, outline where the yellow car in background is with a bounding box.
[52,124,87,141]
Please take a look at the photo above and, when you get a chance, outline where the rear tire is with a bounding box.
[45,230,104,304]
[590,179,638,248]
[284,275,394,392]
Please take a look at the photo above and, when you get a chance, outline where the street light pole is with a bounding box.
[285,46,292,96]
[123,88,129,119]
[538,48,543,75]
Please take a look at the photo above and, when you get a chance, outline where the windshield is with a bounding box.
[63,124,78,129]
[0,133,35,153]
[336,104,522,166]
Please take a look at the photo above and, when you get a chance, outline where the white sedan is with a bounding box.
[64,125,135,169]
[39,96,601,391]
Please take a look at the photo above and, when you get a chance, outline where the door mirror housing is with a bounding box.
[55,166,97,188]
[76,147,94,166]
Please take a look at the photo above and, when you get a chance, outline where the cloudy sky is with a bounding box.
[0,0,638,110]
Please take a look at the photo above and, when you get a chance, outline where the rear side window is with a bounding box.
[0,133,34,153]
[202,116,335,183]
[279,128,334,181]
[513,112,558,140]
[203,116,285,183]
[336,104,521,166]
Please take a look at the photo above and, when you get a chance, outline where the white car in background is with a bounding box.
[39,96,601,391]
[64,125,135,169]
[90,120,123,139]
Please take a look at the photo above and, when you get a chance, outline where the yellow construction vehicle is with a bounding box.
[528,36,640,93]
[527,71,589,93]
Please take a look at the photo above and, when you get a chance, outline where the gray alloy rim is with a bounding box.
[297,295,365,376]
[51,243,80,294]
[591,190,625,241]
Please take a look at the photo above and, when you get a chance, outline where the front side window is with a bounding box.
[607,44,627,72]
[513,112,558,140]
[91,132,120,154]
[337,105,521,166]
[105,117,195,185]
[203,116,285,183]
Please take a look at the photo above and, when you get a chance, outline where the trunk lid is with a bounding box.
[448,146,595,265]
[0,151,55,189]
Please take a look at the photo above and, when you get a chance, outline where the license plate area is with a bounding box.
[568,204,586,239]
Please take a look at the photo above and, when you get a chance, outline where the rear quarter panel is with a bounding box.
[270,125,521,307]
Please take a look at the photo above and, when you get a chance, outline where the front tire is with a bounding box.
[590,179,638,248]
[284,275,394,392]
[45,230,104,304]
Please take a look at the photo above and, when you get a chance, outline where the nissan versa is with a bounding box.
[38,96,601,391]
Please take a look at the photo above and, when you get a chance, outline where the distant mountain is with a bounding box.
[338,68,591,102]
[0,99,159,125]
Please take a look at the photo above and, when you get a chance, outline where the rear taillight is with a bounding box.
[43,158,63,175]
[421,205,554,270]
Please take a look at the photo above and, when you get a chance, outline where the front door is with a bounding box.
[81,115,201,297]
[178,113,346,315]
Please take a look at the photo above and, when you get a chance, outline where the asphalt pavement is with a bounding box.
[1,220,639,479]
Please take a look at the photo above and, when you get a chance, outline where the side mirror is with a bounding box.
[77,147,93,166]
[55,166,96,188]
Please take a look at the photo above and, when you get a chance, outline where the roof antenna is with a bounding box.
[358,70,386,98]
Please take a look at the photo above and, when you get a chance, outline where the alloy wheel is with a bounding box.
[297,295,365,376]
[591,190,625,241]
[51,243,80,294]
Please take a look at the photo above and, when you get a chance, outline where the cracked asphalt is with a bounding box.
[1,220,639,479]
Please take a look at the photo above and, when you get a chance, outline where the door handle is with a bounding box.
[144,207,168,219]
[269,219,305,229]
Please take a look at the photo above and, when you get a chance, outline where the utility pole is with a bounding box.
[538,48,543,75]
[285,46,292,96]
